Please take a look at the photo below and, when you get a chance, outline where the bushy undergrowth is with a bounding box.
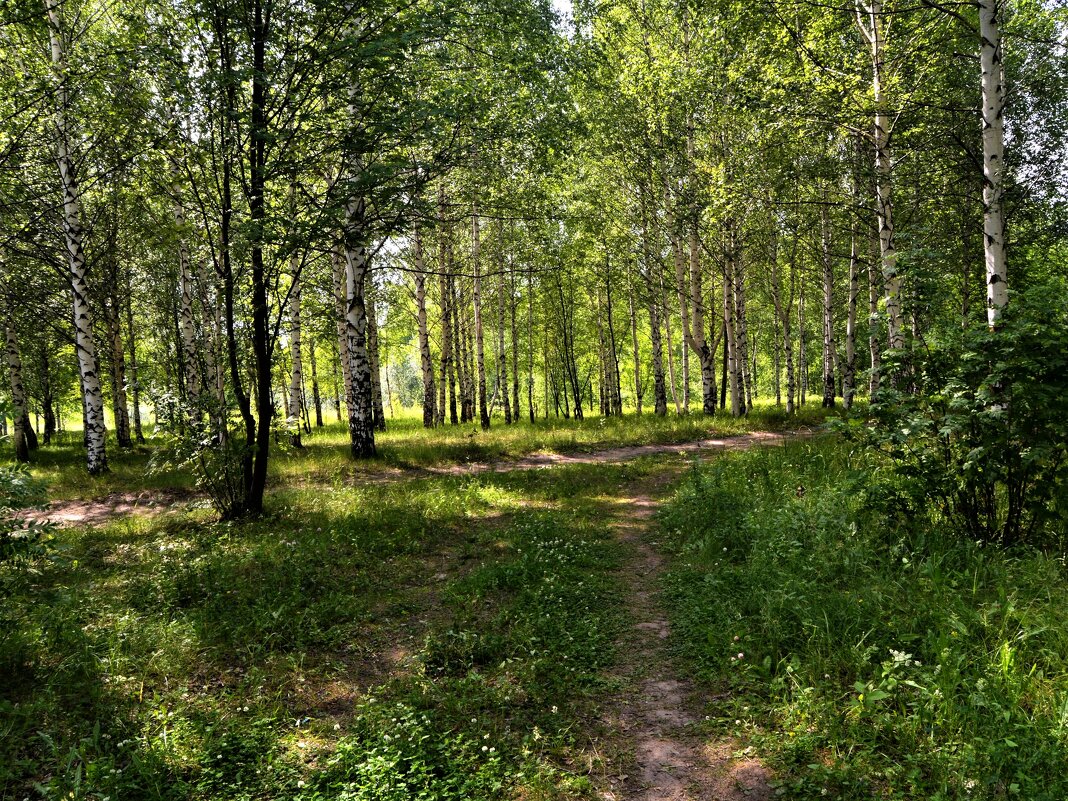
[848,283,1068,547]
[661,440,1068,800]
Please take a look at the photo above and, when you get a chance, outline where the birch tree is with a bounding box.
[45,0,107,474]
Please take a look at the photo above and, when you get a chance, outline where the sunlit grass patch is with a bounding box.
[660,439,1068,800]
[2,448,662,799]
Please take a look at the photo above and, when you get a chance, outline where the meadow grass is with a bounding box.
[659,439,1068,800]
[19,400,832,501]
[0,446,664,800]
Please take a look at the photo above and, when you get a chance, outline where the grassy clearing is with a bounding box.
[22,401,831,501]
[659,439,1068,800]
[0,447,666,800]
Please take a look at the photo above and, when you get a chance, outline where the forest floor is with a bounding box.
[8,411,1068,799]
[3,410,815,800]
[30,428,804,528]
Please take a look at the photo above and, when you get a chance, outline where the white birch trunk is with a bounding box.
[472,206,489,429]
[868,233,883,395]
[979,0,1007,325]
[821,202,836,408]
[844,225,860,409]
[724,222,741,417]
[858,0,904,351]
[366,270,385,432]
[413,227,436,428]
[47,0,106,473]
[734,245,752,414]
[174,182,202,414]
[661,270,681,415]
[331,243,353,420]
[628,257,643,414]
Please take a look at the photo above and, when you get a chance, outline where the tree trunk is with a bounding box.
[46,0,107,474]
[734,239,752,414]
[868,232,882,395]
[602,251,623,416]
[798,281,807,406]
[979,0,1007,326]
[40,350,56,444]
[858,0,904,353]
[769,227,785,409]
[326,248,350,426]
[821,201,836,408]
[413,227,436,428]
[724,220,741,417]
[309,339,323,427]
[125,280,145,442]
[661,270,680,414]
[642,198,667,417]
[437,191,453,426]
[628,257,643,414]
[366,271,386,432]
[844,211,860,410]
[472,206,489,430]
[247,0,273,512]
[342,233,375,457]
[175,183,202,417]
[527,265,536,423]
[5,322,29,462]
[287,249,304,447]
[510,243,520,423]
[497,233,511,425]
[105,293,132,447]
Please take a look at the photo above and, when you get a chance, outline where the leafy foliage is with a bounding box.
[0,464,52,592]
[855,283,1068,545]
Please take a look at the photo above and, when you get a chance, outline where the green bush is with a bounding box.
[853,283,1068,546]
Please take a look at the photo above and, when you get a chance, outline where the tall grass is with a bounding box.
[660,439,1068,799]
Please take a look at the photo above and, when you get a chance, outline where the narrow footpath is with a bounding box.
[591,468,773,801]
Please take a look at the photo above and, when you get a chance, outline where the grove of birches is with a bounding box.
[2,0,1065,517]
[4,0,1068,796]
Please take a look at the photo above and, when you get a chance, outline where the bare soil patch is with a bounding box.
[22,487,198,527]
[591,462,774,800]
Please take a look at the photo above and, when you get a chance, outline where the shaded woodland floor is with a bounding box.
[5,408,1068,800]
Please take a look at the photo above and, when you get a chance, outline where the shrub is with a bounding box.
[0,464,52,595]
[153,424,253,520]
[854,282,1068,546]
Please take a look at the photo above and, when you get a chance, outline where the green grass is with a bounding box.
[0,442,665,800]
[18,400,831,502]
[659,439,1068,800]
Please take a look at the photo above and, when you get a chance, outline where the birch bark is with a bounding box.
[821,202,837,408]
[628,257,643,414]
[367,271,386,432]
[472,206,489,429]
[413,227,436,428]
[979,0,1007,325]
[857,0,904,351]
[46,0,106,473]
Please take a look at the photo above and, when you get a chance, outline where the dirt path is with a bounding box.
[592,468,773,801]
[420,429,800,477]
